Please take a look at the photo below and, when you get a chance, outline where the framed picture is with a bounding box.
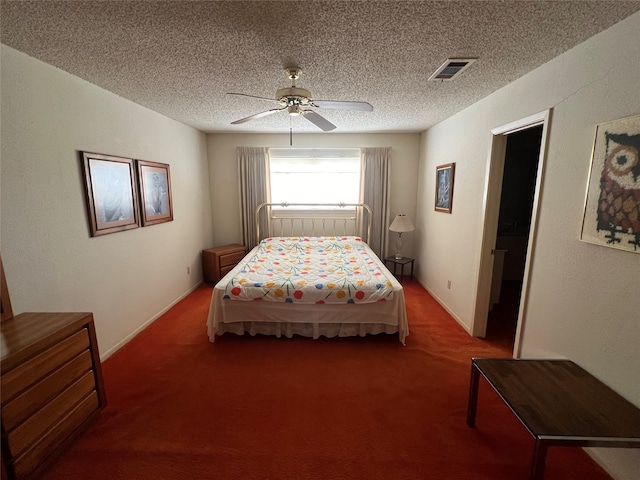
[580,114,640,253]
[435,163,455,213]
[81,151,140,237]
[137,160,173,226]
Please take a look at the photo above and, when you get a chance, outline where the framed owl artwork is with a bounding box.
[580,114,640,253]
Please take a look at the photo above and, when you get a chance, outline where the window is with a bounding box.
[268,148,361,207]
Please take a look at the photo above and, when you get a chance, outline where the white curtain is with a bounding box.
[360,147,390,258]
[238,147,270,249]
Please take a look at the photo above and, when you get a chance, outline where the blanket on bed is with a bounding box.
[222,236,394,304]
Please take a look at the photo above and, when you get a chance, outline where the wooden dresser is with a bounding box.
[1,312,106,479]
[202,244,247,284]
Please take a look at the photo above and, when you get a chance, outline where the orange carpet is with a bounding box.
[44,280,611,479]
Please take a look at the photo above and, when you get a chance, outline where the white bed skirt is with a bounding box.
[207,287,408,344]
[214,321,401,340]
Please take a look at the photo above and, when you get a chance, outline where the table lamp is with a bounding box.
[389,214,414,260]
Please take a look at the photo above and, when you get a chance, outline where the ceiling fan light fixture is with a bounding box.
[288,105,302,116]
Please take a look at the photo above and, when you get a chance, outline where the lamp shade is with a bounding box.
[389,214,415,233]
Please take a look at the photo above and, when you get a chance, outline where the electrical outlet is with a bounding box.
[447,280,451,289]
[187,266,191,275]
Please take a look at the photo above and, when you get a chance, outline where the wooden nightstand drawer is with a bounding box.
[202,244,247,284]
[220,264,237,277]
[219,250,246,267]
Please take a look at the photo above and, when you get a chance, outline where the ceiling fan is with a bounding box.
[227,67,373,131]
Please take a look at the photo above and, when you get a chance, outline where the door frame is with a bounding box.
[471,109,552,357]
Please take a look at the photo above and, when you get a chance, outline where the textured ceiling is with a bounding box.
[2,1,640,134]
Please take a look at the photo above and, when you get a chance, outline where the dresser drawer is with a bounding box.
[2,350,93,431]
[1,312,106,480]
[7,371,96,457]
[1,329,90,404]
[13,390,100,479]
[219,250,246,267]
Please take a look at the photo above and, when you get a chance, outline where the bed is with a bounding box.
[206,203,408,344]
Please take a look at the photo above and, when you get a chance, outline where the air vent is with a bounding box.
[428,58,477,81]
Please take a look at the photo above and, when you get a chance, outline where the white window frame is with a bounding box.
[268,148,361,216]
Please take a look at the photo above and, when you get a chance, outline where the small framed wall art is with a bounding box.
[81,151,140,237]
[580,114,640,253]
[435,163,455,213]
[137,159,173,226]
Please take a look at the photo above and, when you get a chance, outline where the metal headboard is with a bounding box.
[256,203,372,244]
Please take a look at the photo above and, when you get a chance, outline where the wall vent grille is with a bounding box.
[428,58,477,81]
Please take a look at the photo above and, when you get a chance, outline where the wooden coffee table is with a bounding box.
[466,358,640,479]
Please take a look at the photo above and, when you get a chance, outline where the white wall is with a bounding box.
[1,46,214,358]
[206,132,420,257]
[416,12,640,479]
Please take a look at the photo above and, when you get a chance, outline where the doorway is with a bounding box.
[471,110,551,356]
[485,125,543,349]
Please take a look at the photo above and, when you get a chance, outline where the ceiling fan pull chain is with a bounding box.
[289,116,293,146]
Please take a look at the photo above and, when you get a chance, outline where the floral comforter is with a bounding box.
[222,236,394,304]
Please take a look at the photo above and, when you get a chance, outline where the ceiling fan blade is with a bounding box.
[227,92,278,102]
[302,111,337,131]
[312,100,373,111]
[231,108,285,125]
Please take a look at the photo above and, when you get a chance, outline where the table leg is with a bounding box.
[466,361,480,428]
[410,260,414,280]
[529,440,548,480]
[389,261,397,276]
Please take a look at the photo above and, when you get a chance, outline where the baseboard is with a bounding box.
[583,447,630,480]
[100,282,203,361]
[416,278,473,335]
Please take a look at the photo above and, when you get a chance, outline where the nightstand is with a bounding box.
[384,256,415,284]
[202,244,247,284]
